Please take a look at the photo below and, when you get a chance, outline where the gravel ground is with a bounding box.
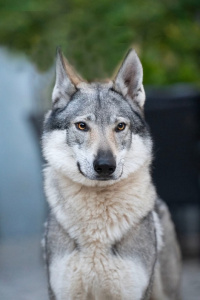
[0,237,199,300]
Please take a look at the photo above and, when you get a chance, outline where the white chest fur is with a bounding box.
[45,166,156,300]
[50,249,149,300]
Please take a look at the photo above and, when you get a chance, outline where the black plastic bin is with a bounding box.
[145,84,200,256]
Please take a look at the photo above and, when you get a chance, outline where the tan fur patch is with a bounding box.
[63,55,84,85]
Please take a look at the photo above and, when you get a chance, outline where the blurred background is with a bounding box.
[0,1,200,299]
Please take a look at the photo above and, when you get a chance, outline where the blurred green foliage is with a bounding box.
[0,0,200,85]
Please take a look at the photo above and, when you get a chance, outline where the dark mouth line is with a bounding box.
[95,176,114,181]
[77,162,86,177]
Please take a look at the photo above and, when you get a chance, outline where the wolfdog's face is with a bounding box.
[42,49,152,186]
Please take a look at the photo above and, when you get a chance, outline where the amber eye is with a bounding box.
[116,123,126,132]
[75,122,88,131]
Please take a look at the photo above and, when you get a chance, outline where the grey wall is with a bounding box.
[0,48,51,239]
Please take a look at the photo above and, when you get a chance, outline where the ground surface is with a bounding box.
[0,237,199,300]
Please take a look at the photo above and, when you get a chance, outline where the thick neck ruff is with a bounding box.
[44,164,156,250]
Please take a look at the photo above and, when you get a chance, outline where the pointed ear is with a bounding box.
[113,49,145,108]
[52,47,83,108]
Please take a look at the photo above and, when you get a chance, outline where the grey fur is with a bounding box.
[44,84,147,135]
[42,49,181,300]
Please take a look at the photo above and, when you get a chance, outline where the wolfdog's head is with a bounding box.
[42,48,152,186]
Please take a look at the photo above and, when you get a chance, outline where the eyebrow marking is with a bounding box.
[86,115,92,121]
[114,117,130,123]
[73,114,96,123]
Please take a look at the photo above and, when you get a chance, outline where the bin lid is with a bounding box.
[145,84,200,111]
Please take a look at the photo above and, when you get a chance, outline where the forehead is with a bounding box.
[44,83,146,133]
[66,83,133,121]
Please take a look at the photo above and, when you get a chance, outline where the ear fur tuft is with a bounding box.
[52,47,83,108]
[113,49,145,108]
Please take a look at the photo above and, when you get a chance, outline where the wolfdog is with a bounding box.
[42,48,181,300]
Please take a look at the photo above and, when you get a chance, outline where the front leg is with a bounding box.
[114,212,157,300]
[44,214,78,300]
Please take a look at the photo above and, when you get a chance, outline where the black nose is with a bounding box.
[93,151,116,176]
